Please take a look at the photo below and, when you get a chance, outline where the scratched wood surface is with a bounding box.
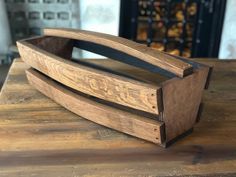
[0,59,235,177]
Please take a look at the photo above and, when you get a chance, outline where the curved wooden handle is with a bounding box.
[44,28,193,77]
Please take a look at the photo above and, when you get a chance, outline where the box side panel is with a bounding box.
[161,67,210,142]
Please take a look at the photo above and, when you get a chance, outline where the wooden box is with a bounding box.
[17,28,212,147]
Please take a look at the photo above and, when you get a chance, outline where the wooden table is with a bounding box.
[0,59,235,177]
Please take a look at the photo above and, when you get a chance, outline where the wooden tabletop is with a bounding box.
[0,59,235,177]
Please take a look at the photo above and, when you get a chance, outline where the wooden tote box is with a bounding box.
[17,28,212,147]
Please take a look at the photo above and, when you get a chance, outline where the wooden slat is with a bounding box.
[17,40,162,114]
[26,68,164,144]
[44,28,193,77]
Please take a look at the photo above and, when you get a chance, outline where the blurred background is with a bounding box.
[0,0,235,87]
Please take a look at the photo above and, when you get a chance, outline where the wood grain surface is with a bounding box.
[0,59,235,177]
[27,36,74,59]
[44,28,193,77]
[17,39,162,114]
[161,66,210,142]
[26,68,164,144]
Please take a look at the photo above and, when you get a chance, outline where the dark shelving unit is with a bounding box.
[119,0,226,58]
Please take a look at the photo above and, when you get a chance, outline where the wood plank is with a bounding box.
[79,59,169,85]
[161,66,210,142]
[0,145,236,177]
[26,68,165,144]
[44,28,193,77]
[17,40,162,114]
